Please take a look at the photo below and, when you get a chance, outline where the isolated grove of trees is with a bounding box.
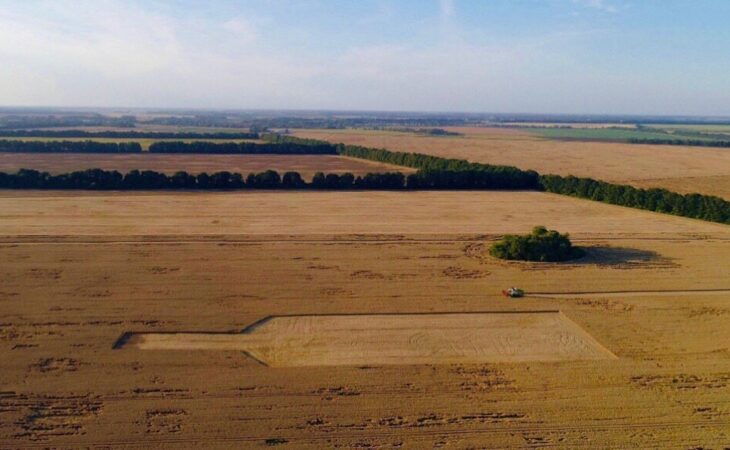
[0,130,259,139]
[490,226,585,262]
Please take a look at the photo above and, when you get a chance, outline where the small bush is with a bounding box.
[490,226,585,262]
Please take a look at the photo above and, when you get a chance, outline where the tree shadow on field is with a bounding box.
[571,246,679,269]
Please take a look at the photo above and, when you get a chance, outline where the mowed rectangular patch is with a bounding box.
[117,312,616,367]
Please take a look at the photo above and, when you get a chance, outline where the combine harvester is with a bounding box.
[502,287,525,298]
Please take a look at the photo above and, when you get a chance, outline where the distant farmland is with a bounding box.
[0,153,412,178]
[295,127,730,199]
[523,127,720,142]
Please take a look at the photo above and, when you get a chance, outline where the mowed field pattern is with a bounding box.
[295,127,730,199]
[0,153,411,178]
[120,312,618,366]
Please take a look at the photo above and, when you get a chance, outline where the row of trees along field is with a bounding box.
[263,135,542,190]
[0,140,142,153]
[0,130,259,139]
[147,141,337,154]
[0,169,406,190]
[0,140,337,155]
[0,168,546,191]
[540,174,730,224]
[628,138,730,147]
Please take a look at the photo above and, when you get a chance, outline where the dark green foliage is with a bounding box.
[310,172,327,189]
[338,172,355,189]
[355,172,405,189]
[148,141,336,154]
[540,174,730,224]
[0,169,405,190]
[0,140,142,153]
[490,226,585,262]
[628,138,730,147]
[282,171,306,188]
[406,169,536,190]
[246,170,281,189]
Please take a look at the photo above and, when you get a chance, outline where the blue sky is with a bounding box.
[1,0,729,114]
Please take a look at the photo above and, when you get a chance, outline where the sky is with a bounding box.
[1,0,729,115]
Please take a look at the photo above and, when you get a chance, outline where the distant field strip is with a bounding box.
[116,312,617,366]
[0,153,410,178]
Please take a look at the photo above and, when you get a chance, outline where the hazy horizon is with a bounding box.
[2,0,729,115]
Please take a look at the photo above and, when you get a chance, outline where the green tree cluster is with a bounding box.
[490,226,585,262]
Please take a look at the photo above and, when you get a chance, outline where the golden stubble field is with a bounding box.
[295,127,730,199]
[0,153,410,179]
[1,190,729,448]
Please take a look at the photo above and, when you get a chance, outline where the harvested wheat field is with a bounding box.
[0,153,409,178]
[0,190,729,448]
[0,190,726,237]
[295,128,730,199]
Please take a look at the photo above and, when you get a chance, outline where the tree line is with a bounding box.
[0,169,407,190]
[0,140,142,153]
[0,168,538,191]
[0,140,336,155]
[539,174,730,224]
[628,138,730,148]
[0,130,259,139]
[147,141,337,154]
[270,135,542,190]
[0,114,135,129]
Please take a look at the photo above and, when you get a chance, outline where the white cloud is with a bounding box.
[440,0,455,18]
[222,18,258,44]
[572,0,618,13]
